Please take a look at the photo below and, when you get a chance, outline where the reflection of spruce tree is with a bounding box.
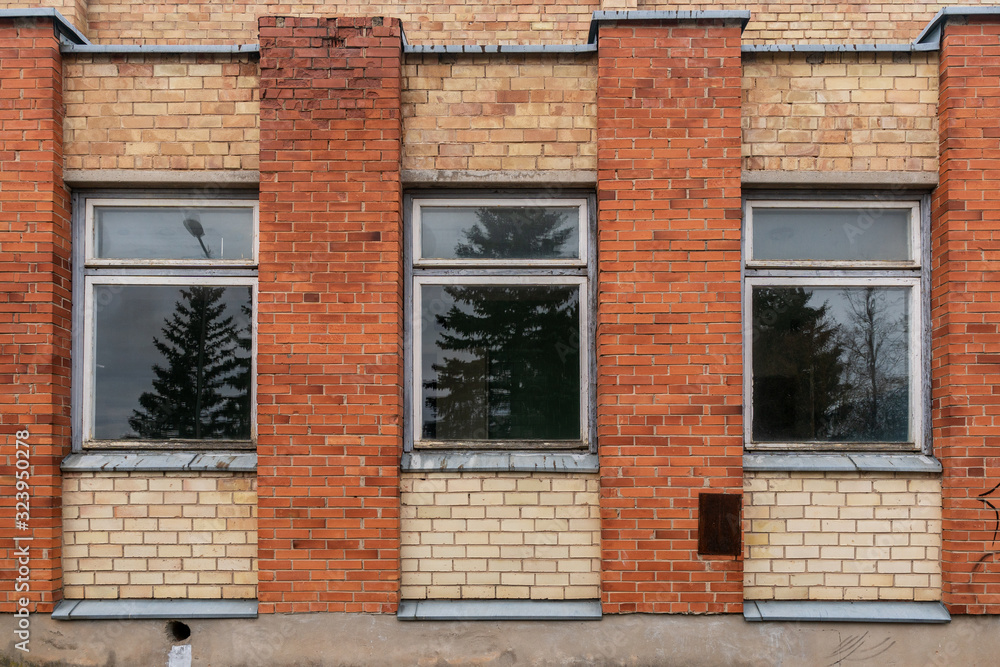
[455,206,575,259]
[753,287,848,441]
[425,207,579,440]
[129,286,251,439]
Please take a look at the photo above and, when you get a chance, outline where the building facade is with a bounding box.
[3,0,1000,664]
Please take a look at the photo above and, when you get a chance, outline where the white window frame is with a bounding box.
[73,193,259,451]
[743,197,926,453]
[407,193,594,452]
[85,198,259,267]
[745,199,921,270]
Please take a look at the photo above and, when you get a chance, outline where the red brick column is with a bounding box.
[0,17,71,612]
[934,16,1000,615]
[597,18,744,614]
[257,16,403,613]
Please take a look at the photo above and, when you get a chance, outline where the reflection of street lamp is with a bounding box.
[183,213,211,259]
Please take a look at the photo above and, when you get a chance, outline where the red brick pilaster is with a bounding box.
[934,15,1000,615]
[257,16,403,613]
[597,18,744,614]
[0,17,71,612]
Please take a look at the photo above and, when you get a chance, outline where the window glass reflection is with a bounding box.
[752,286,909,443]
[753,207,910,262]
[421,283,581,440]
[93,284,252,440]
[420,205,580,260]
[95,206,254,261]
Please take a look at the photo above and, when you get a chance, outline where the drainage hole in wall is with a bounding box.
[167,620,191,641]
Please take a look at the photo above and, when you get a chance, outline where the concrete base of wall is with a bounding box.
[2,612,995,666]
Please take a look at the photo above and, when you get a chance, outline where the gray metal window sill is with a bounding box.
[398,599,602,621]
[53,599,258,620]
[744,600,950,624]
[402,450,599,473]
[61,451,256,473]
[744,453,940,474]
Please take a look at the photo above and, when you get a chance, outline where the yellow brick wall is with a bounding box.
[84,0,595,45]
[742,51,938,173]
[62,472,257,600]
[400,473,601,600]
[643,1,984,45]
[402,54,597,173]
[63,0,1000,46]
[63,54,259,171]
[744,472,942,602]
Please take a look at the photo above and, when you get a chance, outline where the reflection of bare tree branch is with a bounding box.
[834,287,907,441]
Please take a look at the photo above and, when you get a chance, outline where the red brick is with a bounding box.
[935,18,1000,615]
[256,16,403,614]
[597,19,744,615]
[0,18,70,614]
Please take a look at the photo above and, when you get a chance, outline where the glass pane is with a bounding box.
[752,207,911,262]
[92,284,252,440]
[95,206,254,261]
[420,205,580,260]
[421,283,581,440]
[752,286,910,443]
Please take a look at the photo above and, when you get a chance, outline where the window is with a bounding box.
[407,194,593,450]
[74,195,258,449]
[743,198,925,451]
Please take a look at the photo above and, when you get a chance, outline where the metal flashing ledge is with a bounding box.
[62,451,257,472]
[915,7,1000,48]
[53,599,258,621]
[63,43,259,55]
[402,450,599,473]
[592,10,751,28]
[744,601,950,624]
[742,43,922,53]
[0,8,89,45]
[398,599,602,621]
[744,453,941,474]
[404,43,595,54]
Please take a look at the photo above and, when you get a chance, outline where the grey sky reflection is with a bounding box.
[96,206,253,260]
